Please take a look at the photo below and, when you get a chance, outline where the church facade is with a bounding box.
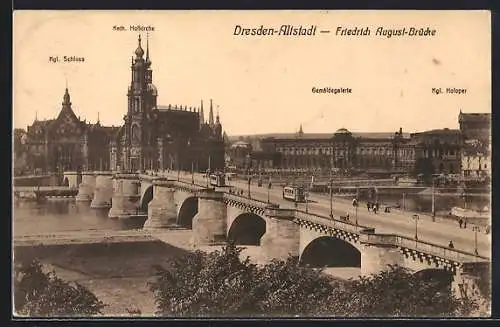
[110,35,225,172]
[16,35,225,175]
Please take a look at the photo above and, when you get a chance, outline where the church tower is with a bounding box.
[122,34,158,171]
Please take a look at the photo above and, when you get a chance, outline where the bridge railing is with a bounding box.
[223,192,275,209]
[394,235,489,263]
[14,186,72,192]
[293,210,489,264]
[293,210,371,235]
[170,180,208,192]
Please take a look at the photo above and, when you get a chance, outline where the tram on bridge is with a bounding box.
[282,186,306,202]
[210,173,226,187]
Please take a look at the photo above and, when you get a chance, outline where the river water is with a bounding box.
[13,190,490,236]
[13,200,146,236]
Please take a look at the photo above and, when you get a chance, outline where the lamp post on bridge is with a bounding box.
[402,192,406,212]
[267,175,272,203]
[412,214,419,241]
[305,185,309,213]
[247,175,251,198]
[191,161,194,184]
[431,177,436,222]
[472,225,479,255]
[329,178,333,218]
[354,186,359,227]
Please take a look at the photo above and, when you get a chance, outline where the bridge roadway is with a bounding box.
[163,172,490,258]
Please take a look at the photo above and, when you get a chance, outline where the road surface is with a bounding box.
[165,172,490,258]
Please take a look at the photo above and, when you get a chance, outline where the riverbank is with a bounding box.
[14,239,192,316]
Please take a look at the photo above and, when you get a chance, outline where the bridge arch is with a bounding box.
[177,196,198,228]
[140,185,153,212]
[413,268,454,293]
[227,213,266,246]
[300,236,361,268]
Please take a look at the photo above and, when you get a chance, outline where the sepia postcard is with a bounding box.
[12,10,492,318]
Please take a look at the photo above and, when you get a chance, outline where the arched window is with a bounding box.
[135,98,140,112]
[132,124,140,142]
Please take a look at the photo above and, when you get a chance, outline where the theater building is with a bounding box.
[458,112,491,178]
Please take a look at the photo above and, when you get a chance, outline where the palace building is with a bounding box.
[258,126,414,174]
[110,35,225,172]
[16,35,225,175]
[18,88,117,174]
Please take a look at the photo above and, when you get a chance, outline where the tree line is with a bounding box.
[14,242,481,317]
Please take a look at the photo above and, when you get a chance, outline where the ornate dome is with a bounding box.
[335,127,351,135]
[135,35,144,58]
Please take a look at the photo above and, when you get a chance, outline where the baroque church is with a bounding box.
[16,35,225,175]
[110,34,225,172]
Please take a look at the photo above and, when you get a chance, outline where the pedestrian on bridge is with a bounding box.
[458,218,463,228]
[448,240,454,249]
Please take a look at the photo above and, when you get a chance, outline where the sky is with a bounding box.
[13,10,491,136]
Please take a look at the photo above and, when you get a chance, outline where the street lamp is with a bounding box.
[431,177,436,222]
[191,161,194,184]
[247,175,251,198]
[472,225,479,255]
[412,214,419,240]
[329,179,333,218]
[267,175,272,203]
[305,186,309,213]
[402,192,406,211]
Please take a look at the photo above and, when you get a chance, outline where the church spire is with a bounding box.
[298,124,304,137]
[200,99,205,124]
[209,99,214,126]
[145,33,151,66]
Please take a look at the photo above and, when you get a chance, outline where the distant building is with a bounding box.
[410,128,462,174]
[110,35,225,172]
[459,112,491,178]
[258,126,412,174]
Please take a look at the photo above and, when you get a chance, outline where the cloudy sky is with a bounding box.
[13,10,490,135]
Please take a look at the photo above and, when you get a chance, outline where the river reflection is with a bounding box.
[13,200,146,236]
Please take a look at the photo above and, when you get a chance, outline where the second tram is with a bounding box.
[282,186,306,202]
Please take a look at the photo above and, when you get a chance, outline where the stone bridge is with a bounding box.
[75,171,490,301]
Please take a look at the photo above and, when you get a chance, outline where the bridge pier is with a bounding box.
[75,172,96,202]
[90,172,114,209]
[63,171,81,189]
[144,179,178,229]
[192,189,227,246]
[261,208,300,261]
[108,173,141,218]
[359,234,405,276]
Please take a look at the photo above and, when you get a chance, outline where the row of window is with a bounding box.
[277,147,415,156]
